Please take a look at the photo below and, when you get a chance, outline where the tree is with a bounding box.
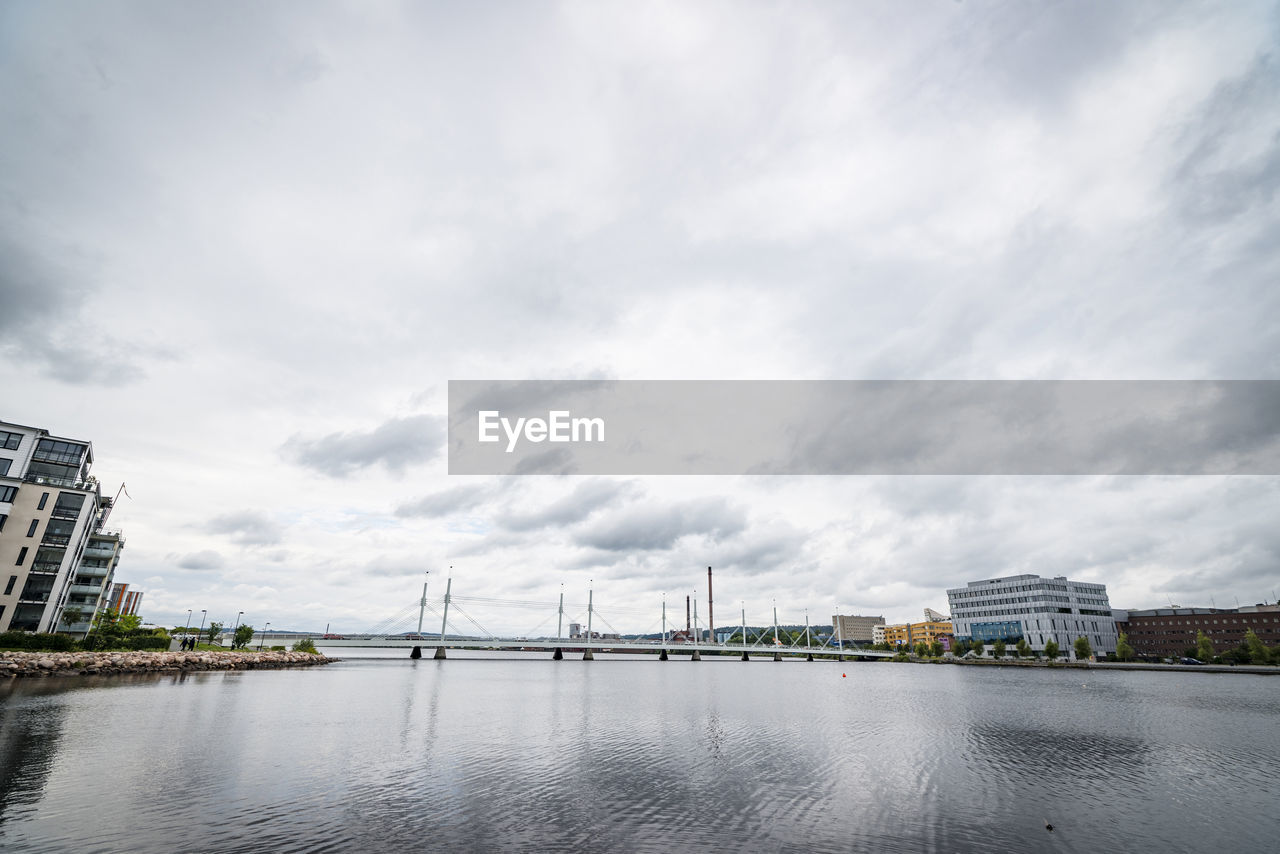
[234,624,255,649]
[293,637,318,654]
[913,641,929,658]
[1044,639,1060,661]
[992,639,1006,659]
[206,621,224,645]
[60,607,84,628]
[969,641,984,657]
[1195,630,1214,662]
[120,614,143,632]
[1015,638,1031,659]
[930,641,943,658]
[1245,628,1268,664]
[1074,635,1093,661]
[1116,633,1135,662]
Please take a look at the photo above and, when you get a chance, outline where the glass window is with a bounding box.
[26,519,39,537]
[0,485,16,503]
[37,492,49,510]
[3,575,15,595]
[16,547,27,566]
[0,458,10,476]
[0,431,21,451]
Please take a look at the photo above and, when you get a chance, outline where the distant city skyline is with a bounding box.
[2,1,1277,633]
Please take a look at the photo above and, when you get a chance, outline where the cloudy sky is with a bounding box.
[2,1,1277,635]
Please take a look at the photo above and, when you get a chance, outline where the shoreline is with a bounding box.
[0,649,336,679]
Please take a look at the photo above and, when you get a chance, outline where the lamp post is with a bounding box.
[183,609,192,644]
[258,621,270,651]
[196,609,207,649]
[230,611,243,648]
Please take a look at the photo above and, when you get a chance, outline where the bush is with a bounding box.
[270,645,286,651]
[126,635,171,651]
[293,638,318,654]
[0,631,76,651]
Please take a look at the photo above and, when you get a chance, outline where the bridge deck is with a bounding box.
[318,637,894,657]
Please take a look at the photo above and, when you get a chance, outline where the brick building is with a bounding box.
[1115,605,1280,657]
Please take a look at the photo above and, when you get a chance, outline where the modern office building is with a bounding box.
[947,573,1116,658]
[0,419,121,634]
[832,614,885,644]
[1115,604,1280,658]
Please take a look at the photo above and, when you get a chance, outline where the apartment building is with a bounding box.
[0,419,121,634]
[947,573,1116,658]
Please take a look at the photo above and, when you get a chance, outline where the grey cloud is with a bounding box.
[575,497,747,552]
[0,226,149,385]
[205,511,284,546]
[498,479,639,532]
[283,415,442,478]
[396,484,494,518]
[175,550,225,570]
[365,556,432,579]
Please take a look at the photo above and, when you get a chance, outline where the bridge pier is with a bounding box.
[773,651,782,661]
[741,650,750,661]
[552,647,563,660]
[659,649,668,661]
[410,646,422,659]
[434,646,446,660]
[806,652,814,662]
[690,650,701,661]
[583,650,593,660]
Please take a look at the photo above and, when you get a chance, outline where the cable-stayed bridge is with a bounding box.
[319,578,895,661]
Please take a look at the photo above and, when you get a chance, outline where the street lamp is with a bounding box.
[183,609,192,644]
[230,611,243,648]
[196,609,207,649]
[258,621,270,651]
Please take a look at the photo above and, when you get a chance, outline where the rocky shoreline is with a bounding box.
[0,649,336,679]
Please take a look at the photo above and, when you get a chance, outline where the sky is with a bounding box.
[2,0,1278,636]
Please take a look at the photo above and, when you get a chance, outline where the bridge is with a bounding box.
[319,576,895,661]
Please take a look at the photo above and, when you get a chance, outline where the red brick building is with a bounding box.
[1116,605,1280,657]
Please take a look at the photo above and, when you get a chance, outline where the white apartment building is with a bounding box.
[0,419,121,634]
[946,573,1116,658]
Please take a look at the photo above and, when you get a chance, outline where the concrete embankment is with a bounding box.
[0,650,335,679]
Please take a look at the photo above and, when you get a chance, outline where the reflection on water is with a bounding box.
[0,655,1277,853]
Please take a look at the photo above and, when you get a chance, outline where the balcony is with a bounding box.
[69,584,102,597]
[77,563,110,577]
[83,546,118,560]
[30,562,64,575]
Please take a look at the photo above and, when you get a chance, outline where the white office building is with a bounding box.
[946,574,1116,658]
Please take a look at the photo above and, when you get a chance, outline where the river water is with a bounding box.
[1,651,1276,853]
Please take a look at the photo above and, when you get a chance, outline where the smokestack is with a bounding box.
[686,595,691,634]
[707,566,714,642]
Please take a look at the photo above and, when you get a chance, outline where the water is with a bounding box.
[2,652,1277,853]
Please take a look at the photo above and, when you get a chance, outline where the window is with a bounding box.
[0,513,5,532]
[26,519,39,537]
[0,458,10,476]
[0,485,16,503]
[0,431,20,451]
[37,492,49,510]
[15,547,27,566]
[3,575,15,595]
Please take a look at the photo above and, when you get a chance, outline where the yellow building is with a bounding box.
[883,620,953,647]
